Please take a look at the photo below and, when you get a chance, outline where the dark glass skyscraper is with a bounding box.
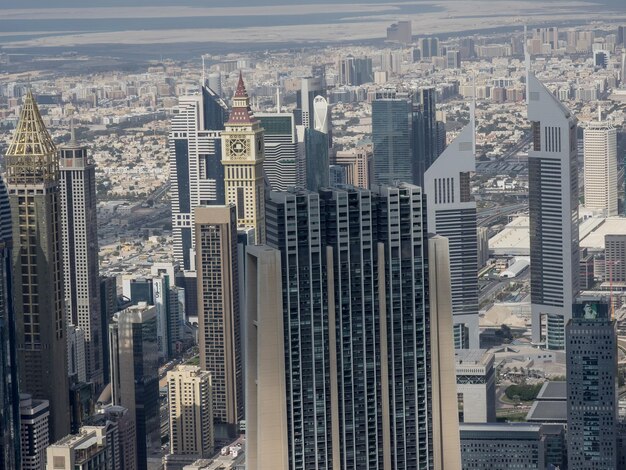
[372,97,413,185]
[567,301,617,468]
[263,184,433,469]
[0,175,20,469]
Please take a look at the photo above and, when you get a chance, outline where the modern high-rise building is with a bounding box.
[194,206,242,429]
[446,50,461,69]
[337,56,373,86]
[428,235,463,469]
[333,145,373,188]
[412,87,439,187]
[20,394,50,470]
[221,73,266,244]
[528,73,580,349]
[583,119,617,216]
[109,303,160,470]
[58,128,103,388]
[256,113,299,191]
[0,175,20,470]
[167,365,213,457]
[372,95,412,185]
[245,245,288,470]
[5,91,71,441]
[386,20,412,43]
[424,119,479,349]
[296,77,324,129]
[420,37,440,58]
[170,86,228,270]
[567,301,617,468]
[250,184,453,469]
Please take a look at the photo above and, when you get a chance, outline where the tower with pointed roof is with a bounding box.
[221,73,266,244]
[4,91,71,440]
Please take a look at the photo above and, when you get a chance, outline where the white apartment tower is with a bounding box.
[528,73,580,350]
[221,73,266,244]
[59,130,103,387]
[583,118,617,216]
[424,114,479,349]
[167,366,214,457]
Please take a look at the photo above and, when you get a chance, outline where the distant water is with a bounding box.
[0,3,441,41]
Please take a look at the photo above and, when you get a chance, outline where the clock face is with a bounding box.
[228,138,249,158]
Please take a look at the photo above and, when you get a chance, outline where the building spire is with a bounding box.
[6,90,58,185]
[70,116,76,144]
[226,72,256,124]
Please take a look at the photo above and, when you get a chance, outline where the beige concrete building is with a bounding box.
[429,235,462,470]
[333,144,373,188]
[245,246,289,470]
[221,73,266,243]
[584,120,617,216]
[46,424,118,470]
[194,205,242,428]
[167,365,214,457]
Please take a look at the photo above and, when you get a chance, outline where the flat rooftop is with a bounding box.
[537,381,566,401]
[580,217,626,251]
[489,216,529,256]
[526,400,567,423]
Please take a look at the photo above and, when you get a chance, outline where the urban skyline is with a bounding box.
[2,7,626,470]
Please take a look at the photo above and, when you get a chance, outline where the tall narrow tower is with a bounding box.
[424,116,479,349]
[221,73,266,244]
[527,74,580,350]
[4,91,70,440]
[583,119,617,216]
[58,126,103,388]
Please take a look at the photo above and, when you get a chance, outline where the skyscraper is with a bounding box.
[567,301,617,468]
[424,120,479,349]
[109,303,159,470]
[256,113,299,191]
[194,205,242,430]
[252,184,440,469]
[337,56,373,86]
[372,95,412,185]
[5,91,70,440]
[0,175,20,469]
[58,128,103,388]
[170,86,228,270]
[583,119,617,216]
[527,73,580,349]
[221,73,266,244]
[245,246,288,470]
[386,20,412,44]
[333,145,373,188]
[167,365,213,457]
[412,87,439,188]
[428,235,462,469]
[296,77,324,129]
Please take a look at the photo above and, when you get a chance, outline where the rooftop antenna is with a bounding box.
[276,87,281,113]
[70,115,76,144]
[471,72,477,156]
[202,55,206,87]
[524,23,531,105]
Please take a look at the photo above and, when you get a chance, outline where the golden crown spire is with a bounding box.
[5,90,58,185]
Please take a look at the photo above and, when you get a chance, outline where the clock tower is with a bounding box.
[221,72,266,244]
